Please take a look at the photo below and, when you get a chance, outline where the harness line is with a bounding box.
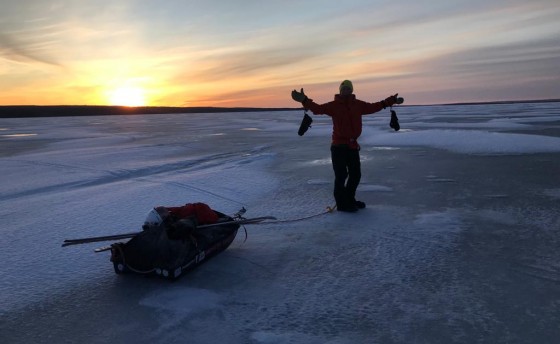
[252,204,337,225]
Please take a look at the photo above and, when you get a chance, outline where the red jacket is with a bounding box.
[303,94,392,149]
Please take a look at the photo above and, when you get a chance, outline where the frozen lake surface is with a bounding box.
[1,102,559,343]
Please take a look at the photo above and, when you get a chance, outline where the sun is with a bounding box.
[108,86,146,106]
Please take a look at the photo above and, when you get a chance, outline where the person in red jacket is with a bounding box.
[291,80,403,212]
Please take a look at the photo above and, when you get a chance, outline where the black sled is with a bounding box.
[109,210,240,280]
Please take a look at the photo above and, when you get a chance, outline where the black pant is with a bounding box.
[330,145,361,206]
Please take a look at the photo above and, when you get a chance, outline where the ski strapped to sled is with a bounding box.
[61,216,276,247]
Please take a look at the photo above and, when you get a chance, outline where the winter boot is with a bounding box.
[337,202,358,213]
[354,200,366,209]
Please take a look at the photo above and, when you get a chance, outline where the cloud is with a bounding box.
[2,0,560,106]
[0,31,62,66]
[409,36,560,83]
[184,46,325,82]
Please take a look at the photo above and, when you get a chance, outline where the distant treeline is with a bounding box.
[1,99,559,118]
[0,105,299,118]
[436,99,560,107]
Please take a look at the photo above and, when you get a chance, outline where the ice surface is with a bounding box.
[1,102,559,343]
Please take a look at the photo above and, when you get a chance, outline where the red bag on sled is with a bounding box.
[167,202,219,224]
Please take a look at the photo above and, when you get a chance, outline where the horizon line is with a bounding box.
[1,98,559,109]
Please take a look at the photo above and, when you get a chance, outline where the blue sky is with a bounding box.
[1,0,559,106]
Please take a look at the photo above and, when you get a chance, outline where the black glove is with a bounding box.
[389,110,400,131]
[291,88,308,103]
[382,94,404,108]
[298,112,313,136]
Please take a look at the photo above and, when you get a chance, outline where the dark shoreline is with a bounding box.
[0,105,299,118]
[432,98,560,107]
[1,98,558,118]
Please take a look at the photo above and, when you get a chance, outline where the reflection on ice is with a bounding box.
[1,133,38,137]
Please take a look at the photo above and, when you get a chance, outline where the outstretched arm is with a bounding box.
[363,94,404,114]
[382,94,404,108]
[291,88,330,115]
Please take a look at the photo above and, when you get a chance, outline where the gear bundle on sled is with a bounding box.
[62,203,275,280]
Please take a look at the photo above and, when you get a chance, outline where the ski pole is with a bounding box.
[62,216,276,247]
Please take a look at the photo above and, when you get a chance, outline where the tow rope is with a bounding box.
[250,204,337,225]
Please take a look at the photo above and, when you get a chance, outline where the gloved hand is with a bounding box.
[291,88,308,103]
[383,93,404,108]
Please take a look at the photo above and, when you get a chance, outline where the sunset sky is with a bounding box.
[1,0,559,107]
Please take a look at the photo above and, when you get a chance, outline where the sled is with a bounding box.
[105,210,276,280]
[107,211,241,280]
[62,206,276,280]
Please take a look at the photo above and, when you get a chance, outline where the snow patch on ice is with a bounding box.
[251,331,329,344]
[359,184,393,192]
[365,146,400,151]
[307,158,332,166]
[362,128,560,155]
[413,209,464,233]
[139,287,223,315]
[474,209,519,226]
[307,179,330,185]
[139,286,224,335]
[544,188,560,200]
